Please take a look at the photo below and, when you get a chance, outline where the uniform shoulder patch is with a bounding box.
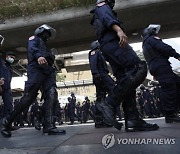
[91,51,96,56]
[154,36,161,40]
[29,36,35,40]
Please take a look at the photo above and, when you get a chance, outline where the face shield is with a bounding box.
[141,24,161,39]
[148,24,161,34]
[35,24,56,40]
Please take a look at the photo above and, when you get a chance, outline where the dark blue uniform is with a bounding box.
[1,26,66,137]
[67,97,76,124]
[76,102,82,120]
[0,59,13,118]
[25,35,56,92]
[142,36,180,116]
[89,49,114,102]
[67,96,82,124]
[82,98,94,123]
[89,2,160,131]
[3,35,58,130]
[91,4,144,122]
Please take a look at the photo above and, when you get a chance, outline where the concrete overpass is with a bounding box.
[0,0,180,75]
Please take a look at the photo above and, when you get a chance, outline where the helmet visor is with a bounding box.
[38,24,56,39]
[148,24,161,34]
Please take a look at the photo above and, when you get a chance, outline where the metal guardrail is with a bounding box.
[56,79,93,88]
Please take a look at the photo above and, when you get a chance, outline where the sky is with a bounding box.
[131,37,180,71]
[11,37,180,89]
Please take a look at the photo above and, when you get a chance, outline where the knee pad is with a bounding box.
[133,61,147,88]
[124,61,147,93]
[46,87,58,99]
[44,86,58,107]
[114,62,147,99]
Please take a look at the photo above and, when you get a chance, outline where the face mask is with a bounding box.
[6,57,15,64]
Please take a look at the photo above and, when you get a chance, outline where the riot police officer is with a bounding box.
[142,24,180,123]
[1,24,66,137]
[67,97,75,125]
[0,34,15,119]
[89,41,114,102]
[0,51,15,119]
[90,0,159,131]
[89,40,115,128]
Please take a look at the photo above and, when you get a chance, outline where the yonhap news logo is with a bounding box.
[102,134,116,149]
[102,134,175,149]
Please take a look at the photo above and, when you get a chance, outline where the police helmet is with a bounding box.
[85,96,89,100]
[90,40,100,51]
[71,92,75,96]
[34,24,56,39]
[0,35,4,46]
[142,24,161,40]
[96,0,115,9]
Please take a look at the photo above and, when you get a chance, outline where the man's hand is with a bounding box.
[112,25,128,48]
[37,57,48,65]
[117,31,128,47]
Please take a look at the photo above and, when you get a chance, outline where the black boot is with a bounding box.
[43,116,66,135]
[96,99,123,130]
[123,98,159,132]
[95,116,113,128]
[34,117,41,130]
[43,87,66,135]
[1,117,12,137]
[165,114,180,123]
[1,92,38,137]
[43,125,66,135]
[125,119,159,132]
[94,106,113,128]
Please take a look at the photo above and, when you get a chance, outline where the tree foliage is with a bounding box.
[0,0,94,20]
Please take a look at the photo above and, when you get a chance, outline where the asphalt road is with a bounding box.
[0,117,180,154]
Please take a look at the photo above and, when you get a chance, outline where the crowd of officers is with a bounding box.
[0,81,168,129]
[0,0,180,138]
[0,94,99,128]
